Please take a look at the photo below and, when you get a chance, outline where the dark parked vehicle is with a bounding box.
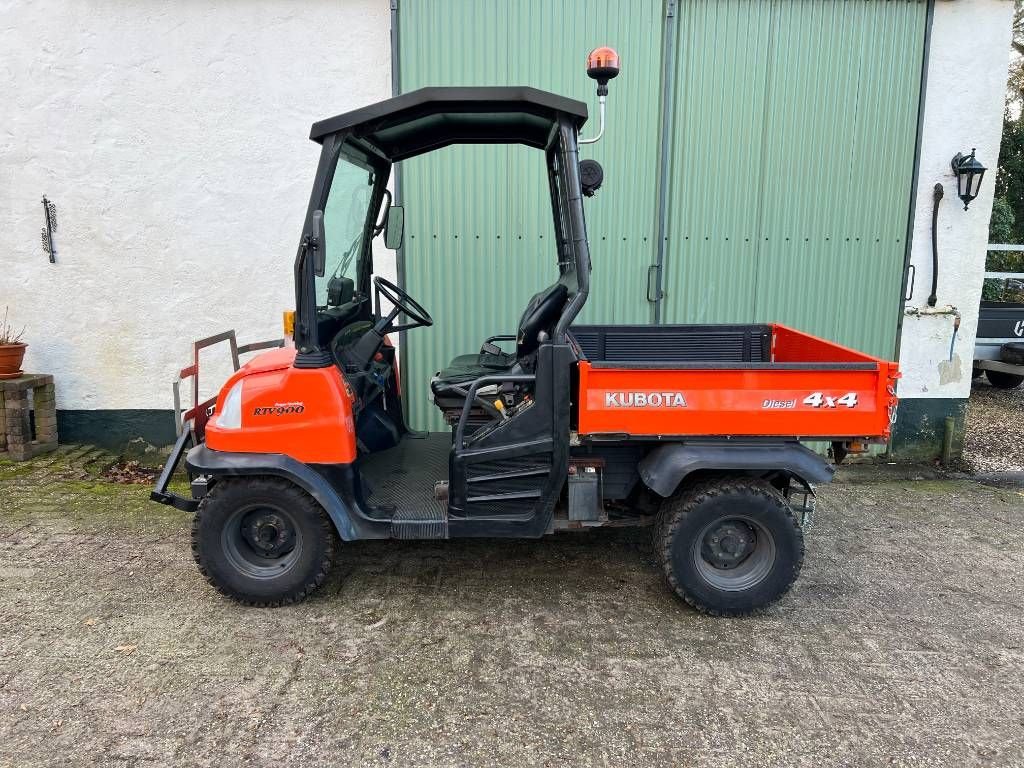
[974,267,1024,389]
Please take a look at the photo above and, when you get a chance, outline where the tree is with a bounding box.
[990,197,1015,245]
[984,6,1024,302]
[984,197,1023,302]
[1008,0,1024,107]
[991,2,1024,245]
[993,114,1024,245]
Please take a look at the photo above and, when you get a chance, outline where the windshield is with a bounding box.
[318,155,375,307]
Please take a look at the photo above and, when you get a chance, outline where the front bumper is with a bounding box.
[150,428,200,512]
[150,330,284,513]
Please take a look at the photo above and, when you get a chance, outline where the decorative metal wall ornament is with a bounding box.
[40,196,58,263]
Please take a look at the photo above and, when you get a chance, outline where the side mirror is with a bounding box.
[374,188,393,236]
[385,205,404,250]
[311,209,326,277]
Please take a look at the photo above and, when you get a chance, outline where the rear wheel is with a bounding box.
[1000,342,1024,366]
[655,478,804,616]
[191,477,337,606]
[985,370,1024,389]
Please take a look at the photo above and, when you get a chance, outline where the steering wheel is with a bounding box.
[373,276,433,333]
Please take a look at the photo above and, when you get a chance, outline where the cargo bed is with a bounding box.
[571,324,899,442]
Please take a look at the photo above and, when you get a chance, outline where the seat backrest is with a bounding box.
[516,283,569,359]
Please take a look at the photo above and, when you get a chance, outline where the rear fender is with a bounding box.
[185,444,383,540]
[637,441,834,498]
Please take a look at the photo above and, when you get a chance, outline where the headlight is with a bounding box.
[218,381,244,429]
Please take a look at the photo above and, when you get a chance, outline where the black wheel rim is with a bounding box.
[222,503,303,579]
[692,515,776,592]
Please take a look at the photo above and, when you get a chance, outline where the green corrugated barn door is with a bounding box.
[396,0,926,430]
[661,0,927,359]
[397,0,664,430]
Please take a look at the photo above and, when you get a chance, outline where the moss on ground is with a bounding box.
[0,460,40,482]
[0,445,188,534]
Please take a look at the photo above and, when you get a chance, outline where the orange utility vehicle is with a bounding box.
[152,50,899,615]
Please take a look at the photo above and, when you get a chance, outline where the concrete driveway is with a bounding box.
[1,447,1023,767]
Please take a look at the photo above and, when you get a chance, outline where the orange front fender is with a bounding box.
[205,349,357,465]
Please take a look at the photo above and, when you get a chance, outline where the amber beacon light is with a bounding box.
[580,46,620,146]
[586,46,620,95]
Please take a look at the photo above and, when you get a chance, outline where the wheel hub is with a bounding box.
[241,510,295,557]
[701,520,756,569]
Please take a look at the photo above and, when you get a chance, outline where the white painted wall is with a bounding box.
[1,0,392,409]
[898,0,1015,399]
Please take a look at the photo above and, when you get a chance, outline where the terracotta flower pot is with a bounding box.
[0,342,27,379]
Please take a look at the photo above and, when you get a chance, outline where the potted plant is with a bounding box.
[0,306,26,380]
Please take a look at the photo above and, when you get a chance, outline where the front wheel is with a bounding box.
[191,477,337,606]
[655,478,804,616]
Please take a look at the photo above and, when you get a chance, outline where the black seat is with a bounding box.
[435,351,516,387]
[431,283,569,413]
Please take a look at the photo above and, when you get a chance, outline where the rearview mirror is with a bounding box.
[312,209,326,277]
[385,205,404,250]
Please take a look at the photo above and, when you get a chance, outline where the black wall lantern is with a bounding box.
[950,148,986,210]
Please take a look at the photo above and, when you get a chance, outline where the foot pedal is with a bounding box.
[434,481,449,501]
[391,507,448,540]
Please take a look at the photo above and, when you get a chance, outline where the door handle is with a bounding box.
[647,264,664,303]
[904,263,916,303]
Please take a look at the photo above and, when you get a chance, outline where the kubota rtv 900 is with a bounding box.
[153,49,899,615]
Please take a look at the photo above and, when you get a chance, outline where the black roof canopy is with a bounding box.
[309,87,589,162]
